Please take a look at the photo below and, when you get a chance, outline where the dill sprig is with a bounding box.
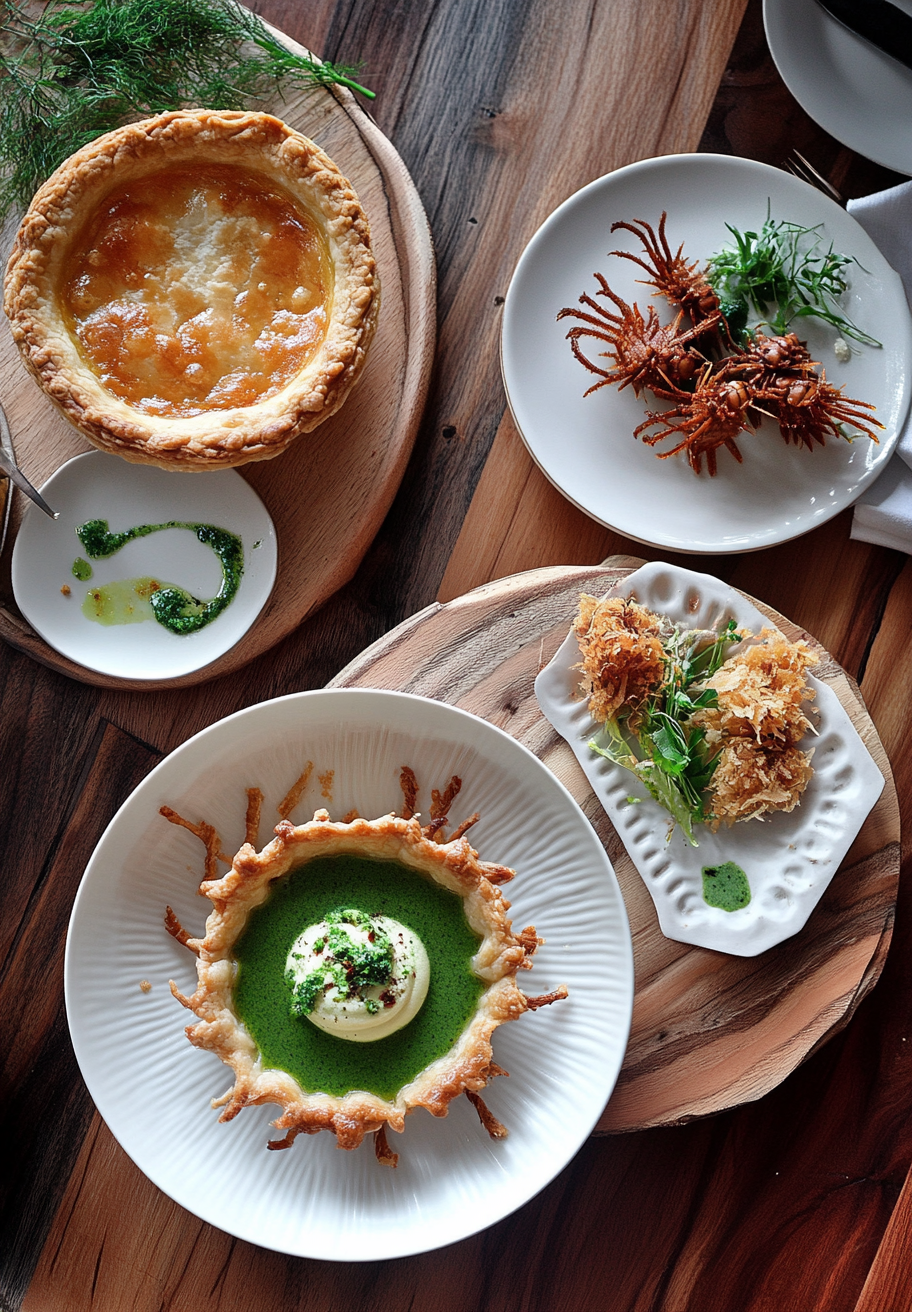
[0,0,374,222]
[706,212,880,348]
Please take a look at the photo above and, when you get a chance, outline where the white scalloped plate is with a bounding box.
[65,689,633,1259]
[534,563,885,956]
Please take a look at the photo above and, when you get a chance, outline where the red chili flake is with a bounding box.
[379,990,396,1008]
[368,931,375,942]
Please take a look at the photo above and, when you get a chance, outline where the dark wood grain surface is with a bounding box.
[4,0,912,1309]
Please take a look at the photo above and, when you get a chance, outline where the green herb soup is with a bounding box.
[233,855,484,1100]
[75,518,243,635]
[701,861,751,912]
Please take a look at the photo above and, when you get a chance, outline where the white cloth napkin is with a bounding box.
[847,181,912,550]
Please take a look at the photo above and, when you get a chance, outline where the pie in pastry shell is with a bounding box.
[166,800,567,1166]
[3,109,379,470]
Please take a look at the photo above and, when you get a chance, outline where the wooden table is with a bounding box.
[4,1,912,1308]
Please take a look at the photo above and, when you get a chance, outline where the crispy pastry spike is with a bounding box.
[166,771,566,1165]
[164,905,199,954]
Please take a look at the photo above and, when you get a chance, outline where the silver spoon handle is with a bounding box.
[0,404,59,520]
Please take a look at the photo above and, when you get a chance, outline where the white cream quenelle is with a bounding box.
[284,908,430,1043]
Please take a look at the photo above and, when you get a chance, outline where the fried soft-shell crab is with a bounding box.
[165,767,566,1167]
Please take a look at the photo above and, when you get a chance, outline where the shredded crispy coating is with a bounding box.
[574,595,666,728]
[705,739,815,828]
[695,628,817,749]
[575,593,818,830]
[691,628,818,827]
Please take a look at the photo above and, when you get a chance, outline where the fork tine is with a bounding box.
[782,150,845,205]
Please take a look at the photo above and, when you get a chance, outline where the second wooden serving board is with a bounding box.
[329,557,900,1131]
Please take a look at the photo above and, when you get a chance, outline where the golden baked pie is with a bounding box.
[164,770,566,1166]
[3,109,379,470]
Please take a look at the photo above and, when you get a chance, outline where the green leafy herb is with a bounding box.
[286,908,394,1019]
[589,618,741,844]
[0,0,374,222]
[706,210,880,347]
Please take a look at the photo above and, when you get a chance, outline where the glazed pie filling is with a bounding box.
[60,163,332,418]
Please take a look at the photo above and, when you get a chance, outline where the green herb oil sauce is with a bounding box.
[701,861,751,912]
[233,856,484,1100]
[75,518,243,635]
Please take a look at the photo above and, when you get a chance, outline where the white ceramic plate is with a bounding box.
[65,689,633,1259]
[765,0,912,177]
[534,563,885,956]
[11,451,276,680]
[501,153,912,553]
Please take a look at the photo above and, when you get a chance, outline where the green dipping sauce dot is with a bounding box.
[701,861,751,912]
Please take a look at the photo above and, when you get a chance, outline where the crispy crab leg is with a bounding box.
[449,812,480,842]
[558,275,712,399]
[609,212,720,326]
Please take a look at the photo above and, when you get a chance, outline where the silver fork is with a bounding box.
[782,150,846,206]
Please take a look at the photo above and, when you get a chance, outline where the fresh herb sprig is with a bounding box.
[0,0,374,223]
[589,618,741,844]
[706,212,880,348]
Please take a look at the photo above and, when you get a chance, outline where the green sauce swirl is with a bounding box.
[76,518,243,635]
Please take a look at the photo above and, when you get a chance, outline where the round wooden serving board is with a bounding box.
[0,23,436,690]
[329,557,900,1132]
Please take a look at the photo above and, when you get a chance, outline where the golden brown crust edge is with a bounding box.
[3,109,379,470]
[169,811,556,1155]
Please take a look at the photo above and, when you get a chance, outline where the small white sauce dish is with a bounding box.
[11,450,277,680]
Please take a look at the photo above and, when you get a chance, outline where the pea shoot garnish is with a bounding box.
[706,211,881,348]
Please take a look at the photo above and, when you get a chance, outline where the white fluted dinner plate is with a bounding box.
[65,689,633,1259]
[534,563,885,955]
[502,153,912,552]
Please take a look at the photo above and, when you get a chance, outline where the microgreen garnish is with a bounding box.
[286,908,393,1019]
[0,0,374,222]
[706,211,880,347]
[589,618,742,844]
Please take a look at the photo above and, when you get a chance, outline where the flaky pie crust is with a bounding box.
[4,109,379,470]
[166,793,566,1166]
